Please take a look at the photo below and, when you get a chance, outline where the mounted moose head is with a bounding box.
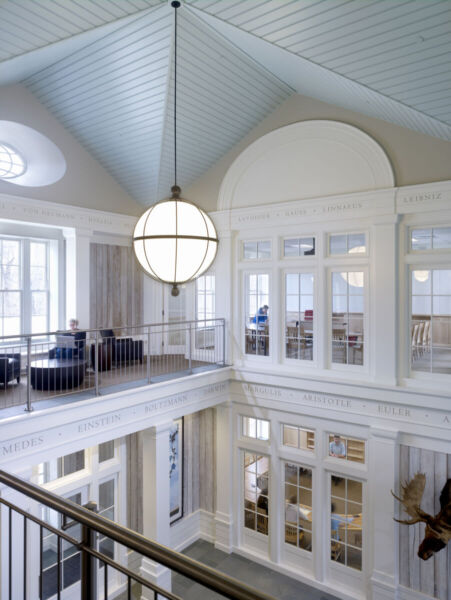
[392,473,451,560]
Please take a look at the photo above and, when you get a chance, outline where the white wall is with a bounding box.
[0,84,143,216]
[184,94,451,212]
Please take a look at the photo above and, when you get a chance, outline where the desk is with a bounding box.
[245,324,269,355]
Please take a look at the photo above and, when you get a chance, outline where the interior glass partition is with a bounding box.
[285,273,314,360]
[331,271,364,366]
[244,274,269,356]
[411,268,451,374]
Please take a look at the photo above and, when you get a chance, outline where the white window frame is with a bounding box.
[409,225,451,253]
[282,236,316,259]
[329,267,368,371]
[328,232,368,258]
[243,271,271,359]
[409,264,451,379]
[242,240,272,261]
[241,415,270,441]
[283,269,316,365]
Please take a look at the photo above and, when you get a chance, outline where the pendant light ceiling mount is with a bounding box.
[133,0,218,297]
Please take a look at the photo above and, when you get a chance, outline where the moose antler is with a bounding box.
[391,473,431,525]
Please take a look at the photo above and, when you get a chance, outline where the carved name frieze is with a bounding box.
[1,435,44,457]
[0,380,229,464]
[0,195,135,235]
[400,192,442,205]
[234,199,367,227]
[78,413,122,432]
[236,381,450,428]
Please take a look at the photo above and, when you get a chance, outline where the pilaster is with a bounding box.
[368,427,399,600]
[214,402,234,552]
[140,423,173,598]
[63,227,92,329]
[370,217,399,386]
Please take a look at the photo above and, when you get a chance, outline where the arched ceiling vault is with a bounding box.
[0,0,450,206]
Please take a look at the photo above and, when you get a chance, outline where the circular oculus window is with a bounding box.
[0,143,26,180]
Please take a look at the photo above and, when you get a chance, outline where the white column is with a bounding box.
[371,217,399,386]
[214,402,234,552]
[140,423,173,598]
[63,228,92,329]
[214,229,234,365]
[368,427,399,600]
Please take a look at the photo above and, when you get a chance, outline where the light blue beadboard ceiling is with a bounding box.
[0,0,450,205]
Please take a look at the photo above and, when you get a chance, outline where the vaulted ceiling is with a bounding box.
[0,0,450,205]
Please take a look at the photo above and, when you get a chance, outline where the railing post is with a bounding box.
[25,336,33,412]
[94,331,99,396]
[81,500,97,600]
[222,318,226,366]
[188,322,192,373]
[147,326,151,384]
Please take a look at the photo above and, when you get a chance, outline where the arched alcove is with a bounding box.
[218,120,395,210]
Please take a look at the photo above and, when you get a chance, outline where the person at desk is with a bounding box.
[252,305,269,323]
[285,495,311,523]
[49,318,86,360]
[330,502,359,540]
[329,434,346,458]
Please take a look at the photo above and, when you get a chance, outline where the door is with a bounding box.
[41,486,88,600]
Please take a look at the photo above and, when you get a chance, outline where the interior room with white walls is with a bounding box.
[0,2,450,600]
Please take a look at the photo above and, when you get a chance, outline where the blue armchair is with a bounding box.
[49,331,86,360]
[0,353,21,387]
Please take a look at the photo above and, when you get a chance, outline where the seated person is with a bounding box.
[285,495,311,523]
[331,502,359,540]
[256,484,269,514]
[49,318,86,360]
[251,305,269,324]
[329,434,346,458]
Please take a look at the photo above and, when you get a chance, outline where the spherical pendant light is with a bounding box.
[133,185,218,296]
[133,1,218,296]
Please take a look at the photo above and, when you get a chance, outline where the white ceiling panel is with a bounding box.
[0,0,165,60]
[0,0,448,205]
[187,0,451,128]
[24,4,172,203]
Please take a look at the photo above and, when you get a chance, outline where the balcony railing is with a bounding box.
[0,319,226,413]
[0,468,274,600]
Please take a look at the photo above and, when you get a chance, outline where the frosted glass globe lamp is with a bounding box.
[133,185,218,296]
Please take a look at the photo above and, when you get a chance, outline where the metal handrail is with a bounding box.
[0,318,226,341]
[0,469,275,600]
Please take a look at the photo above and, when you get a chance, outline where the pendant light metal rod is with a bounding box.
[172,1,180,188]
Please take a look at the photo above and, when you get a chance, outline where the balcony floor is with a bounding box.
[0,356,223,419]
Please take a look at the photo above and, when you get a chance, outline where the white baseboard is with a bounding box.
[170,509,215,552]
[397,585,436,600]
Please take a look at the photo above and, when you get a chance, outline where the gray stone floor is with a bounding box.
[171,540,339,600]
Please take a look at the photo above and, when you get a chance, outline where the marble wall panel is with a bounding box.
[90,243,143,329]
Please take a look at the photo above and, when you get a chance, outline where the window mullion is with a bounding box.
[22,239,31,335]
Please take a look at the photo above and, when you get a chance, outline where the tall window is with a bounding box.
[411,269,451,374]
[98,479,115,562]
[330,475,363,571]
[30,241,49,334]
[196,275,215,349]
[0,238,21,336]
[285,273,314,360]
[42,490,84,599]
[244,452,269,535]
[284,463,312,552]
[331,272,364,365]
[196,275,215,323]
[245,274,269,356]
[0,237,50,337]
